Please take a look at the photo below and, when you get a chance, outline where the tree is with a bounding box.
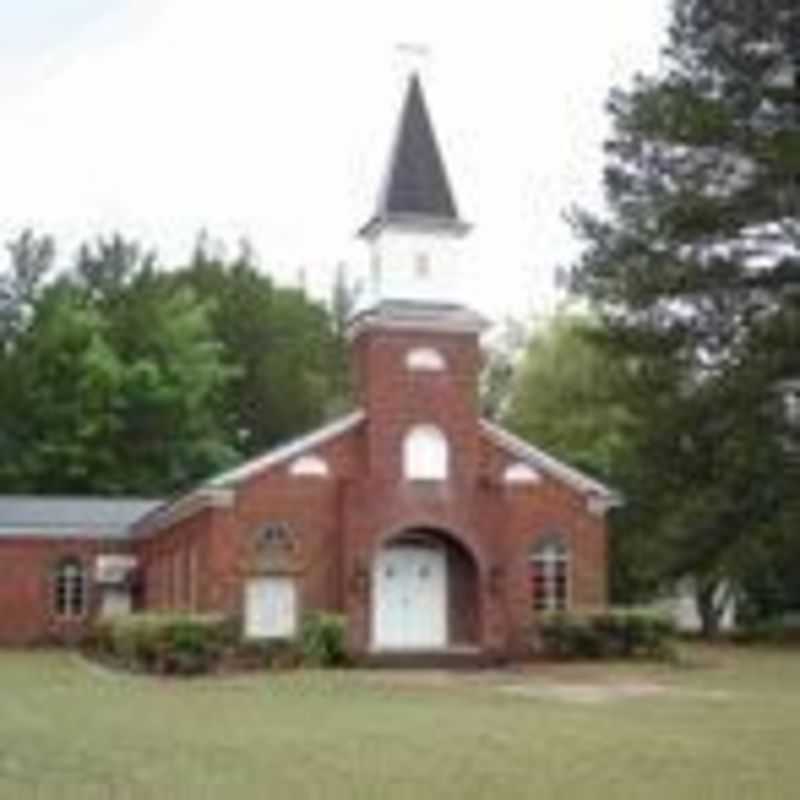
[0,230,57,484]
[0,234,238,495]
[180,236,343,457]
[570,0,800,632]
[0,229,55,345]
[326,263,361,416]
[0,284,126,492]
[502,312,652,601]
[503,312,636,481]
[481,316,527,421]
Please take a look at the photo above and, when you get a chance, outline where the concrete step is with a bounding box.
[362,647,501,670]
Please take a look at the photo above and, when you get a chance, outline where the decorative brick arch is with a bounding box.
[374,521,486,578]
[372,522,484,648]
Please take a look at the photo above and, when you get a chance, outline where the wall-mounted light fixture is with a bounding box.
[489,564,505,596]
[350,557,370,596]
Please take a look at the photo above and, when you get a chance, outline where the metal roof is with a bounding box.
[0,496,162,539]
[360,73,467,237]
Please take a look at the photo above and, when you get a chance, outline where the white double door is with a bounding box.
[373,543,447,650]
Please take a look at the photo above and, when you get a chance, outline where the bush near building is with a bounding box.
[91,613,237,675]
[91,610,350,675]
[536,609,675,660]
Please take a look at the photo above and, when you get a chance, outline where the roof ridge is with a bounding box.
[206,409,366,488]
[479,419,620,501]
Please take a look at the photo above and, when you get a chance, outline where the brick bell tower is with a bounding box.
[349,71,489,488]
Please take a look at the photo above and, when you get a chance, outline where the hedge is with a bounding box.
[92,613,237,675]
[536,609,676,660]
[91,610,351,674]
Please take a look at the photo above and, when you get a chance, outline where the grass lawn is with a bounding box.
[0,645,798,799]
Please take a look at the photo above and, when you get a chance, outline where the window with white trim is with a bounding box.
[403,424,449,481]
[54,558,87,618]
[530,536,569,612]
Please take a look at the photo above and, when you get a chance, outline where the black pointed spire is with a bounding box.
[360,73,468,237]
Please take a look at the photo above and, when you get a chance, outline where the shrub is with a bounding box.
[300,611,349,667]
[236,638,303,670]
[537,609,675,660]
[91,613,236,675]
[734,613,800,645]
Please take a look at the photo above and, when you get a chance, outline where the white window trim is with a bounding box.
[531,543,570,613]
[54,559,88,619]
[406,347,446,372]
[244,576,299,640]
[503,462,542,485]
[403,424,449,481]
[289,455,330,477]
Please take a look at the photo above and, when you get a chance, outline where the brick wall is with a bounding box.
[0,537,130,645]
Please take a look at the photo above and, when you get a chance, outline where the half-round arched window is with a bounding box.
[503,462,542,485]
[289,455,330,477]
[54,557,87,618]
[406,347,446,372]
[403,424,449,481]
[530,535,569,612]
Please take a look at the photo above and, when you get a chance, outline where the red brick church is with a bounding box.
[0,74,617,659]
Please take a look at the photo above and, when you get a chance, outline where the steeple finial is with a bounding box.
[395,42,431,77]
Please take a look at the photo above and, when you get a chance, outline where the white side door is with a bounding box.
[245,577,297,639]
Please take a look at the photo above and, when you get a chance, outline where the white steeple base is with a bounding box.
[368,227,465,306]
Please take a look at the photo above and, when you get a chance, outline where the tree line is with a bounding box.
[0,231,353,496]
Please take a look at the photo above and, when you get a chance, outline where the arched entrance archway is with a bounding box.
[372,528,480,651]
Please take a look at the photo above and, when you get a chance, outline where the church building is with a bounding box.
[0,74,617,660]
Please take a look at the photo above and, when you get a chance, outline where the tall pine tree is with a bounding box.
[571,0,800,631]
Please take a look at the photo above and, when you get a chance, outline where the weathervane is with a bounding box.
[395,42,431,76]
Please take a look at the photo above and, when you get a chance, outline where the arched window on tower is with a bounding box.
[54,557,87,618]
[530,535,569,612]
[403,424,449,481]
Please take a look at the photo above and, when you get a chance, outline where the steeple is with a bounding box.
[360,73,468,238]
[359,72,471,307]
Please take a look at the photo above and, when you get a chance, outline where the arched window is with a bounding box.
[289,455,330,477]
[503,462,542,485]
[530,536,569,612]
[54,558,87,618]
[405,347,446,372]
[403,425,449,481]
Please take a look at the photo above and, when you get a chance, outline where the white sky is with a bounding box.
[0,0,669,321]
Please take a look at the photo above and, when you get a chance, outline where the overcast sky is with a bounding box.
[0,0,670,321]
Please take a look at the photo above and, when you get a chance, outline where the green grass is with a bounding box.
[0,645,799,799]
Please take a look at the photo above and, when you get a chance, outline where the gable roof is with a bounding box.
[206,409,366,488]
[131,410,366,538]
[0,496,162,539]
[480,420,621,502]
[360,73,468,237]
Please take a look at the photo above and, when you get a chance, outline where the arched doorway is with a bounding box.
[372,528,480,651]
